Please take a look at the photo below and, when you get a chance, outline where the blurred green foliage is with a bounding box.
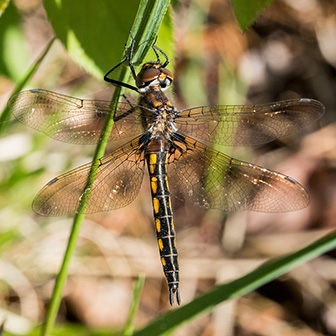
[0,1,29,81]
[232,0,275,30]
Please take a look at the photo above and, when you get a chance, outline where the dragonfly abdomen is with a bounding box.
[146,141,180,305]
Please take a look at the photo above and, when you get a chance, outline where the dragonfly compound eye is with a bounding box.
[136,63,173,92]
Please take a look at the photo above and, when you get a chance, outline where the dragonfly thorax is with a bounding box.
[138,88,178,140]
[148,107,178,140]
[136,62,173,93]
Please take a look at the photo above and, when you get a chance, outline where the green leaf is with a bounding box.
[43,0,173,80]
[231,0,274,31]
[43,0,141,79]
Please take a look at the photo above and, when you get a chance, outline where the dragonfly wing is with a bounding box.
[175,98,324,147]
[33,137,145,216]
[9,89,146,144]
[167,135,309,212]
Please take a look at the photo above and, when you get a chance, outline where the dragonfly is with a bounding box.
[8,42,324,305]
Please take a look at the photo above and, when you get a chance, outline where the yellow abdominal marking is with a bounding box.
[165,176,170,192]
[153,197,160,214]
[151,177,158,194]
[148,154,157,174]
[149,154,157,165]
[161,257,166,266]
[158,238,164,251]
[155,218,161,233]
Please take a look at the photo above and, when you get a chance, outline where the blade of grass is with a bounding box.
[123,274,146,336]
[133,230,336,335]
[0,38,56,133]
[40,1,171,335]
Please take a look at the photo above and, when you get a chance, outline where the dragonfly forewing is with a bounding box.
[8,89,146,145]
[175,98,324,147]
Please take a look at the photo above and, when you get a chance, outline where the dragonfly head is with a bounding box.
[136,62,173,93]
